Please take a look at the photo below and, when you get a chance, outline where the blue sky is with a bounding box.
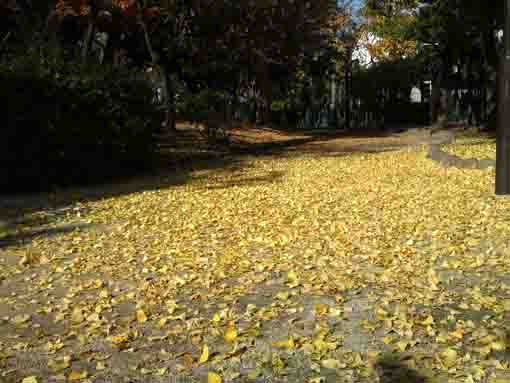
[351,0,364,22]
[352,0,363,10]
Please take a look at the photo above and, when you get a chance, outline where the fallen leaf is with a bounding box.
[11,314,31,325]
[272,338,295,349]
[68,371,88,381]
[321,359,345,369]
[314,304,329,316]
[275,291,290,300]
[224,325,238,343]
[421,315,434,326]
[272,355,286,370]
[395,340,411,352]
[199,344,209,364]
[183,353,194,369]
[440,348,458,368]
[48,356,71,372]
[136,309,148,323]
[208,371,223,383]
[108,333,129,348]
[71,308,84,324]
[247,369,261,380]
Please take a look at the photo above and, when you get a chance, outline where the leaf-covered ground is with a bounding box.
[2,130,510,383]
[442,131,496,161]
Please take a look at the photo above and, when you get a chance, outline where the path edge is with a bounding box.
[425,131,496,170]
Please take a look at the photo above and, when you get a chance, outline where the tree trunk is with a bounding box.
[345,49,352,130]
[430,59,445,127]
[141,20,175,131]
[166,79,177,131]
[81,20,95,64]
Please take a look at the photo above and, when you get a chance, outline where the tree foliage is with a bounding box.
[1,43,161,192]
[36,0,343,126]
[356,0,505,128]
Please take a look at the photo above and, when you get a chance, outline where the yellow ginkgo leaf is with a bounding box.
[449,328,464,339]
[491,340,507,351]
[22,377,39,383]
[199,344,209,364]
[321,359,344,369]
[314,304,330,316]
[48,355,71,372]
[247,369,261,380]
[479,335,496,345]
[224,325,238,343]
[86,313,100,322]
[136,309,148,323]
[308,377,326,383]
[329,308,342,317]
[275,291,290,300]
[68,371,88,381]
[394,340,410,352]
[108,333,129,346]
[71,308,84,324]
[287,271,298,282]
[272,355,286,370]
[272,338,295,349]
[11,314,31,325]
[208,371,223,383]
[440,348,458,368]
[375,308,388,320]
[183,353,194,369]
[421,315,434,326]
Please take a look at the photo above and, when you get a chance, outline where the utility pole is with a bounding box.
[496,0,510,195]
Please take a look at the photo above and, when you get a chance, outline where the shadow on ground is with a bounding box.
[203,170,285,190]
[0,124,420,233]
[0,222,97,250]
[376,354,430,383]
[0,155,244,221]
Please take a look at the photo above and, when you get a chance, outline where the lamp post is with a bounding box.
[422,43,443,126]
[496,0,510,195]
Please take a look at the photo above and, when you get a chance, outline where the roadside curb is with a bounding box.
[425,130,496,170]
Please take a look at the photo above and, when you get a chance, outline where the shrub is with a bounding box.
[0,48,161,193]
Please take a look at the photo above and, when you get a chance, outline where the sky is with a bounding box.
[352,0,364,10]
[350,0,365,22]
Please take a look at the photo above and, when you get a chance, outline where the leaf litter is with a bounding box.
[1,134,510,382]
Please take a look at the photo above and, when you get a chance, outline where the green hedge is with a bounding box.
[1,52,161,193]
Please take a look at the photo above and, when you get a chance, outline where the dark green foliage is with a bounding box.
[351,57,429,127]
[0,49,161,193]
